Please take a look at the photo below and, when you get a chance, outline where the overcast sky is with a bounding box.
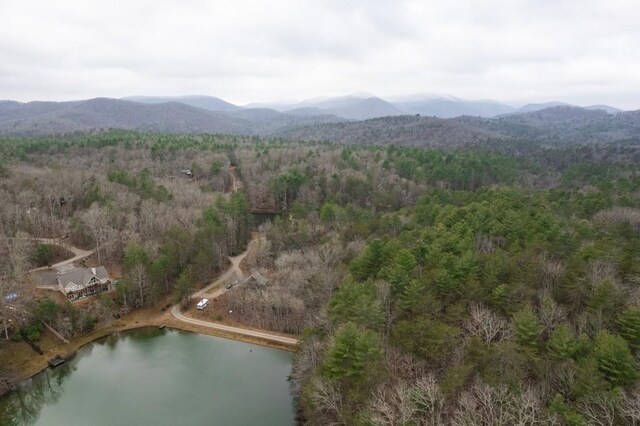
[0,0,638,108]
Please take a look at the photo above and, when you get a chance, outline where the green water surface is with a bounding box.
[0,328,294,425]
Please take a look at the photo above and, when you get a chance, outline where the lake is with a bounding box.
[0,328,295,425]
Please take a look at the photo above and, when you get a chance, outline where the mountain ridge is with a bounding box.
[1,96,637,147]
[0,98,345,136]
[241,94,625,119]
[276,105,640,148]
[123,95,241,112]
[3,94,628,121]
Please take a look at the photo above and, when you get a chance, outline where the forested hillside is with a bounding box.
[277,108,640,150]
[458,107,640,145]
[2,131,640,424]
[0,98,345,136]
[276,115,509,149]
[0,132,250,343]
[3,98,638,151]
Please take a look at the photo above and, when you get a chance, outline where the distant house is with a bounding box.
[38,266,111,300]
[244,271,269,289]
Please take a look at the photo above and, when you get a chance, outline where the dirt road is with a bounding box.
[38,239,95,270]
[191,249,247,299]
[170,238,300,348]
[170,305,299,346]
[10,237,96,273]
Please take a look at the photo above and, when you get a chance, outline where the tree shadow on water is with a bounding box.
[0,363,74,426]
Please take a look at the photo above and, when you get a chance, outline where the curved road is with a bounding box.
[32,238,95,270]
[170,238,300,348]
[17,170,299,347]
[191,249,246,300]
[170,305,299,346]
[9,237,97,273]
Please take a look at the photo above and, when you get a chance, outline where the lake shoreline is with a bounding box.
[2,305,296,397]
[1,327,295,425]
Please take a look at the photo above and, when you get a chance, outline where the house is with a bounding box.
[57,267,111,300]
[244,271,269,289]
[38,266,111,300]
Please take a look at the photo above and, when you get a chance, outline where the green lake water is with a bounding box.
[0,328,295,426]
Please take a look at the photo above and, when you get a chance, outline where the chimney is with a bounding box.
[91,267,97,275]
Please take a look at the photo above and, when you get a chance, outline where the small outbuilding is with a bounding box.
[244,271,269,289]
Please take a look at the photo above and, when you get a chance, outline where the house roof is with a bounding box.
[57,266,109,289]
[246,271,269,286]
[36,266,109,293]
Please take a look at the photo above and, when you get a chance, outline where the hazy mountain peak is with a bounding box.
[123,95,240,112]
[584,104,622,114]
[394,97,516,118]
[282,94,402,120]
[516,101,571,113]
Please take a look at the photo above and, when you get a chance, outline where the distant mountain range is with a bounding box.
[0,98,343,136]
[456,106,639,145]
[123,95,241,112]
[244,94,625,119]
[394,97,516,118]
[0,95,637,149]
[0,98,249,135]
[120,93,626,120]
[279,106,640,149]
[513,101,622,115]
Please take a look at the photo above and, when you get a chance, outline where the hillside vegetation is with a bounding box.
[279,107,640,150]
[1,131,640,424]
[0,98,344,136]
[2,99,638,152]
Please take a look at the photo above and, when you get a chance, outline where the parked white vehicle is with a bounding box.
[196,299,209,310]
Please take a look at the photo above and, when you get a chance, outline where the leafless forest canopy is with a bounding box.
[2,131,640,424]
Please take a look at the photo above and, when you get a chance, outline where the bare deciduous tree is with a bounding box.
[579,392,619,426]
[585,260,617,289]
[384,347,425,383]
[465,303,512,345]
[309,377,345,426]
[369,381,417,426]
[541,255,564,290]
[80,204,111,264]
[413,374,446,425]
[453,381,555,426]
[290,336,324,396]
[620,386,640,425]
[539,294,566,333]
[594,207,640,230]
[0,234,34,339]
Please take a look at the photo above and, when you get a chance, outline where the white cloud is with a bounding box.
[0,0,638,108]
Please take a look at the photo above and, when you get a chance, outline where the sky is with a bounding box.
[0,0,639,109]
